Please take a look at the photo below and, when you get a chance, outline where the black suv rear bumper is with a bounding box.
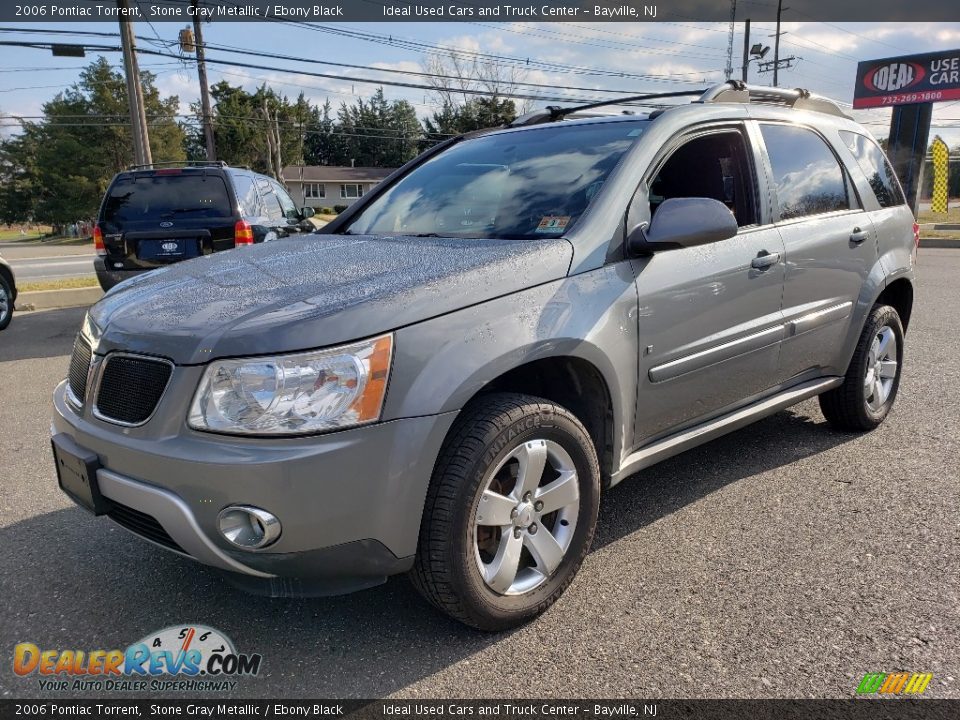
[94,257,144,291]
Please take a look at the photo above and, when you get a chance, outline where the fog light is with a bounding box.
[217,506,281,549]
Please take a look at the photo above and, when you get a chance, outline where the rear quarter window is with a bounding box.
[103,174,232,223]
[232,175,261,217]
[839,130,906,208]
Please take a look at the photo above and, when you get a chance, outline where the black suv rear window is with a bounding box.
[103,174,232,223]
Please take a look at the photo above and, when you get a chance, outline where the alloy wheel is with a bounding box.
[864,325,898,412]
[473,439,580,596]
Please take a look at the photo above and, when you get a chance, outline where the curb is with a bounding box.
[17,286,103,312]
[920,238,960,249]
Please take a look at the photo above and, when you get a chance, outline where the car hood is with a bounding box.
[87,234,573,364]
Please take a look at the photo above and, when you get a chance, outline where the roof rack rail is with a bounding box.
[507,89,708,128]
[126,160,229,170]
[696,80,850,119]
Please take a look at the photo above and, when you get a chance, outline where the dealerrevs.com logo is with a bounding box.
[13,625,262,692]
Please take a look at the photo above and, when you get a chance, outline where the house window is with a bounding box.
[303,183,325,199]
[340,184,364,199]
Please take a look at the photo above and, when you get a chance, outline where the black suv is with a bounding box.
[94,162,314,291]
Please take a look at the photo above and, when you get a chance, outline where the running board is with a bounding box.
[611,377,843,486]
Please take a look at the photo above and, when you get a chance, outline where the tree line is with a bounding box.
[0,57,519,226]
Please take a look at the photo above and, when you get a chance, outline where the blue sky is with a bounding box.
[2,21,959,146]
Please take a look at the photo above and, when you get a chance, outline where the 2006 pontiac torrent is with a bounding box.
[52,82,917,630]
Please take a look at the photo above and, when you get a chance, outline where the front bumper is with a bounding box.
[53,379,456,593]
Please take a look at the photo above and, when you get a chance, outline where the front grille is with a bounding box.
[95,355,173,425]
[68,336,92,404]
[107,502,185,554]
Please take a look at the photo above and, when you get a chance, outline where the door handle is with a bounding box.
[751,251,781,270]
[850,227,869,243]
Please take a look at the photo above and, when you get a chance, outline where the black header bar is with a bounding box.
[0,700,957,720]
[1,0,957,23]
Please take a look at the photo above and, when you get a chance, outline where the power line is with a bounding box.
[0,40,702,108]
[0,27,712,98]
[466,21,728,65]
[265,21,713,82]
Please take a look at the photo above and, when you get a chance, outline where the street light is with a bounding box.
[743,43,770,82]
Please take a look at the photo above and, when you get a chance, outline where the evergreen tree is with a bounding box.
[0,57,183,225]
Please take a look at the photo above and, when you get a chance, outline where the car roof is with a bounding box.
[480,81,861,139]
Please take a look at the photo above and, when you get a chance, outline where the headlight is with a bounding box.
[188,334,393,435]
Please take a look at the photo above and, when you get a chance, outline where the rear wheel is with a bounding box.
[819,304,904,431]
[0,274,13,331]
[411,393,600,631]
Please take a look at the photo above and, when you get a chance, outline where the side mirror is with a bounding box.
[627,197,738,255]
[300,206,316,219]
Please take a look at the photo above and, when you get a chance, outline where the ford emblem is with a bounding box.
[161,242,179,251]
[159,221,174,228]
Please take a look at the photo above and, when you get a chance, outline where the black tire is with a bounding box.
[0,273,13,331]
[819,304,904,431]
[410,392,601,631]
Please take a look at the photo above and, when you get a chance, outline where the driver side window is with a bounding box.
[650,129,758,228]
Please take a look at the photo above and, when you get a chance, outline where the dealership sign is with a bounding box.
[853,49,960,108]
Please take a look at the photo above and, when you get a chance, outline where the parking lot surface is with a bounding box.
[0,250,957,699]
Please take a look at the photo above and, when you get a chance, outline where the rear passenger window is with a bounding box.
[233,175,260,217]
[761,124,851,221]
[839,130,906,208]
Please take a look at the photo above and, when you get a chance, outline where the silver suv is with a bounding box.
[52,82,917,630]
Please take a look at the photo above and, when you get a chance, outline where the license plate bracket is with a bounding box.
[137,238,198,261]
[51,433,109,515]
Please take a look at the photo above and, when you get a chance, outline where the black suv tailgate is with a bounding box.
[99,171,237,268]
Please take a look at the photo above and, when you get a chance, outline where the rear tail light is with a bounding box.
[234,220,254,246]
[912,221,920,248]
[93,225,106,256]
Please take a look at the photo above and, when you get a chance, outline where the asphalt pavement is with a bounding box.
[0,242,96,282]
[0,250,957,699]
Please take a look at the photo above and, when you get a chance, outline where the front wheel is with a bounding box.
[819,304,904,431]
[0,274,13,331]
[411,393,600,631]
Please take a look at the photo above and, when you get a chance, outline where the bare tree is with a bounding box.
[423,48,532,114]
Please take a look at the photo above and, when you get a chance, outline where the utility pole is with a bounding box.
[724,0,737,80]
[773,0,784,86]
[190,0,216,161]
[117,0,151,166]
[742,19,751,82]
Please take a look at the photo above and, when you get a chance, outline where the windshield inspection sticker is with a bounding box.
[536,216,571,234]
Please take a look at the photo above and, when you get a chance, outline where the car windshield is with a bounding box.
[344,120,650,240]
[103,174,232,223]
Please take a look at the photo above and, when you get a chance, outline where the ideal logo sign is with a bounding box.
[864,62,925,92]
[854,49,960,108]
